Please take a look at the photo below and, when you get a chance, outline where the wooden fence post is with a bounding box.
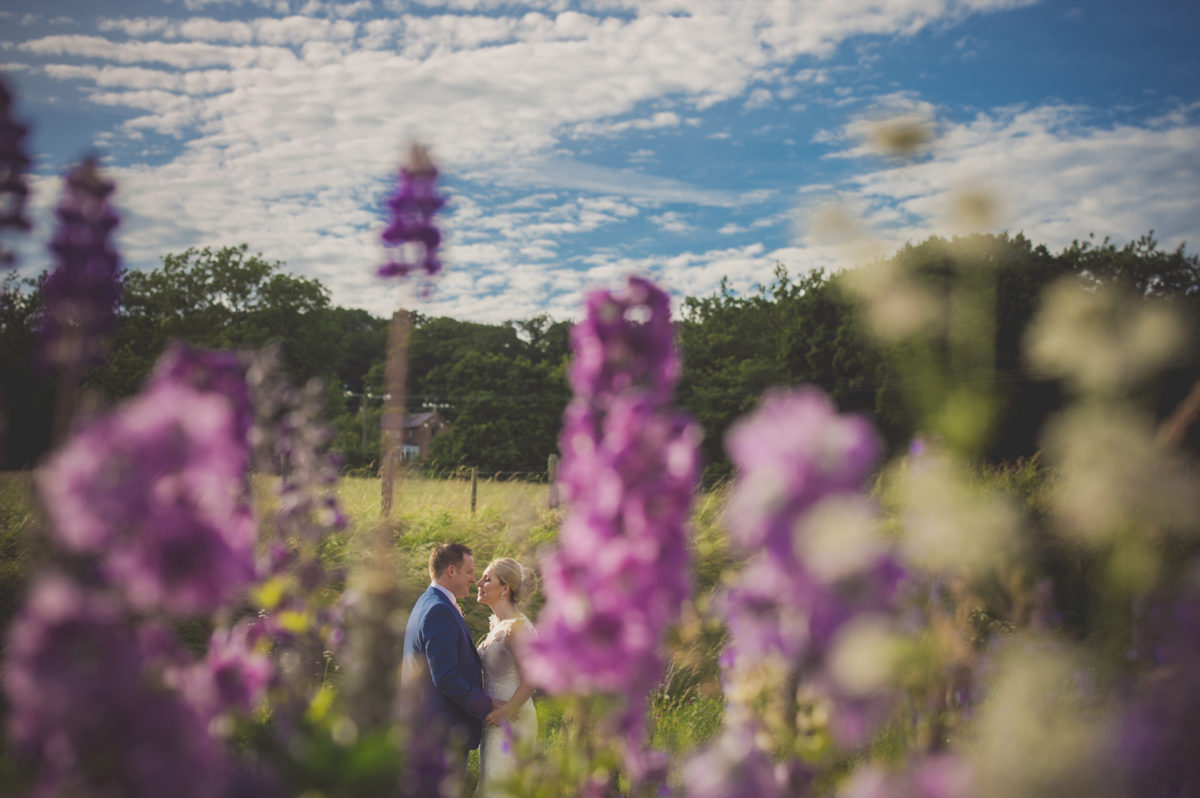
[547,453,559,509]
[380,309,411,517]
[470,466,478,515]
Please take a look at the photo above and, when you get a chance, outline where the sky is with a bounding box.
[2,0,1199,323]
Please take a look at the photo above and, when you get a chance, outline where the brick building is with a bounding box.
[402,409,450,460]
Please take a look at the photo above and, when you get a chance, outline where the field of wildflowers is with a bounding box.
[2,74,1199,797]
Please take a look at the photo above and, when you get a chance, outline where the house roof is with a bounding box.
[404,411,439,428]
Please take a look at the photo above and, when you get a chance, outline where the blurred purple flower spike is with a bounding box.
[526,275,700,784]
[150,341,255,447]
[181,619,273,719]
[724,388,880,558]
[0,76,32,267]
[3,574,227,798]
[569,275,681,406]
[1120,594,1200,796]
[378,143,445,282]
[41,157,122,372]
[37,354,256,615]
[716,387,903,752]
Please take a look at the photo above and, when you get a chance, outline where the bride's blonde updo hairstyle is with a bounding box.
[490,557,538,606]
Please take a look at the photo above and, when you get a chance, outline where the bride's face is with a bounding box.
[476,567,505,608]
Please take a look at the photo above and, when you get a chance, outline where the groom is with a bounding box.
[401,542,498,758]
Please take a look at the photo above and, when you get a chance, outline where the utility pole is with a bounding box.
[343,381,384,450]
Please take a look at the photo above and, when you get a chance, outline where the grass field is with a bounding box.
[0,468,730,767]
[328,471,730,759]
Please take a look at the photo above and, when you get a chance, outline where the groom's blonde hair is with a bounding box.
[429,542,473,580]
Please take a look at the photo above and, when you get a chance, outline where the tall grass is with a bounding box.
[0,473,41,641]
[0,464,929,764]
[327,471,733,763]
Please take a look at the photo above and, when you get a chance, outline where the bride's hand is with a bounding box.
[485,704,512,726]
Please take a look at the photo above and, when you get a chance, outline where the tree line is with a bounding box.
[1,233,1196,478]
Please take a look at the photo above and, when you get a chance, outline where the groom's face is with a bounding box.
[446,554,476,599]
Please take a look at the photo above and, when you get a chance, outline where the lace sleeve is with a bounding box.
[479,615,519,650]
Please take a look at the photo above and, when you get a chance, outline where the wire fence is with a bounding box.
[339,456,562,513]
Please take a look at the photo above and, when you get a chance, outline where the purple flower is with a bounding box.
[724,388,880,559]
[681,725,796,798]
[2,574,227,798]
[150,341,255,446]
[40,157,122,372]
[525,276,700,778]
[378,143,445,281]
[177,619,273,720]
[718,388,901,749]
[0,76,31,267]
[567,275,681,407]
[37,372,255,615]
[1120,594,1200,797]
[239,347,347,725]
[840,755,975,798]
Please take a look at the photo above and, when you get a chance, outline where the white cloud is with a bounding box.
[97,17,173,38]
[650,211,692,233]
[10,0,1122,325]
[743,87,772,110]
[299,0,375,17]
[804,103,1200,265]
[43,63,235,94]
[20,34,301,70]
[571,110,682,138]
[179,0,287,11]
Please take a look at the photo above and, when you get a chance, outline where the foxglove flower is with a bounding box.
[241,346,347,725]
[179,619,273,721]
[150,341,255,446]
[0,76,31,267]
[1120,593,1200,796]
[378,143,444,281]
[40,157,122,372]
[526,276,701,778]
[37,370,255,615]
[719,388,901,748]
[568,276,681,406]
[840,755,975,798]
[724,388,879,559]
[3,574,226,798]
[681,724,804,798]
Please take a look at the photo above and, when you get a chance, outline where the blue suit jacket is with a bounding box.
[401,585,492,750]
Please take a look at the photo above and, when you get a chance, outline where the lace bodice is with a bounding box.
[478,614,532,701]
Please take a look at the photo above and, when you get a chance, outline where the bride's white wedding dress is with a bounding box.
[475,614,537,797]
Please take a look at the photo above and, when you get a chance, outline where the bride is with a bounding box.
[474,557,538,796]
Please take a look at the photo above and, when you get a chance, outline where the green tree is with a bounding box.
[511,314,572,366]
[1064,232,1200,297]
[406,316,524,416]
[0,272,54,467]
[676,274,786,479]
[677,266,889,480]
[323,307,389,394]
[426,350,568,475]
[99,244,337,397]
[677,232,1200,478]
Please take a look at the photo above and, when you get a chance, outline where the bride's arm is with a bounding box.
[484,623,536,725]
